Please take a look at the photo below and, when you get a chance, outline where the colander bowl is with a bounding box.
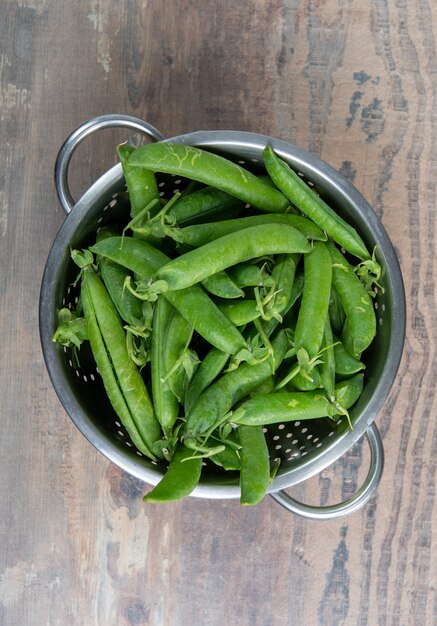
[39,115,406,519]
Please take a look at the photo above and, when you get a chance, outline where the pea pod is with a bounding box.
[81,265,162,458]
[143,444,202,503]
[327,241,376,356]
[229,262,266,288]
[239,425,270,505]
[232,374,364,426]
[170,185,245,225]
[95,228,146,328]
[318,315,336,400]
[151,296,179,438]
[127,141,290,213]
[201,271,245,299]
[117,144,160,218]
[333,335,365,376]
[217,299,261,326]
[179,213,327,247]
[162,307,197,404]
[263,145,371,260]
[155,224,310,292]
[184,347,230,415]
[294,241,332,361]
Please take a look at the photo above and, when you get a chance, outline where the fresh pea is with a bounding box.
[201,271,245,299]
[333,334,365,376]
[229,262,266,288]
[95,227,145,328]
[294,241,332,361]
[327,241,376,356]
[178,213,327,247]
[151,296,179,438]
[232,374,364,426]
[127,141,290,213]
[184,347,230,415]
[217,299,261,326]
[117,144,160,218]
[239,425,270,505]
[263,145,371,260]
[143,444,202,503]
[170,186,245,225]
[318,315,336,400]
[155,224,310,292]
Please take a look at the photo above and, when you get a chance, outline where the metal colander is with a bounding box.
[39,115,406,519]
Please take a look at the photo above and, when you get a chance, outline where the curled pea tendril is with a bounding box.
[122,194,184,243]
[354,247,384,297]
[123,275,168,302]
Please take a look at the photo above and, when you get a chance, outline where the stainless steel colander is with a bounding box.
[39,114,406,519]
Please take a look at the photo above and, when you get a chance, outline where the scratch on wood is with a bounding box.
[87,1,111,74]
[318,525,350,626]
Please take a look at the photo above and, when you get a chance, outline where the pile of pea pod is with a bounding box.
[53,141,382,505]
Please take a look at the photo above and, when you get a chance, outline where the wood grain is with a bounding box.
[1,1,436,625]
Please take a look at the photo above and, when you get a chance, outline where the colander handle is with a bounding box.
[269,422,384,520]
[54,113,165,214]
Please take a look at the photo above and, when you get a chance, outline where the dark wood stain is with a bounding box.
[1,1,436,625]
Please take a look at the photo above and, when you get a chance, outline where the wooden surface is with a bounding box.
[1,1,436,625]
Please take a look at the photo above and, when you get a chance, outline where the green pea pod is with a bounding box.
[95,229,145,328]
[179,213,327,247]
[81,266,162,458]
[333,334,365,376]
[318,314,336,401]
[232,374,364,426]
[263,267,304,338]
[294,241,332,360]
[208,431,241,471]
[270,253,299,316]
[127,142,289,213]
[229,262,266,288]
[263,145,371,261]
[90,236,169,273]
[162,307,197,404]
[217,299,261,326]
[143,444,202,503]
[184,347,230,415]
[117,144,160,218]
[327,241,376,356]
[329,287,346,336]
[170,186,245,225]
[185,330,289,440]
[151,296,179,438]
[155,224,310,292]
[90,237,248,355]
[286,367,322,391]
[201,271,245,299]
[239,425,270,505]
